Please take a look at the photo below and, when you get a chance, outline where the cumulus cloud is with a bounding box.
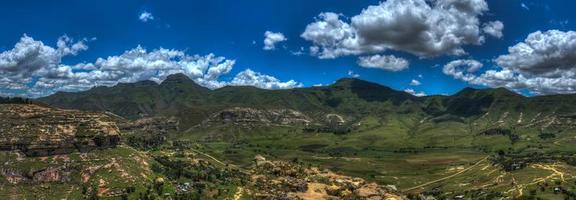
[357,54,409,71]
[404,88,427,97]
[496,30,576,77]
[443,31,576,95]
[348,70,360,78]
[0,35,88,92]
[301,12,357,58]
[0,35,302,97]
[443,59,484,82]
[410,79,421,86]
[302,0,497,59]
[483,21,504,38]
[139,12,154,22]
[263,31,287,50]
[230,69,302,89]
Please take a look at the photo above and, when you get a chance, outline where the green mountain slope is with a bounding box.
[27,74,576,199]
[37,73,576,129]
[38,74,421,128]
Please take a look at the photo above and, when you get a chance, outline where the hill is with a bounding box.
[38,73,576,130]
[0,103,120,156]
[34,74,576,199]
[38,74,421,128]
[0,102,407,199]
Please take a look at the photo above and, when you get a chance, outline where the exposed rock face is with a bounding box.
[119,117,179,135]
[32,167,71,183]
[118,117,179,148]
[480,128,512,136]
[247,156,406,200]
[1,166,72,184]
[0,104,120,156]
[202,107,311,126]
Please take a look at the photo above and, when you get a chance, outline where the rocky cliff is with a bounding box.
[201,107,312,126]
[247,155,406,200]
[0,104,120,156]
[118,117,179,148]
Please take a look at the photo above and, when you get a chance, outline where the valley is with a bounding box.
[1,76,576,199]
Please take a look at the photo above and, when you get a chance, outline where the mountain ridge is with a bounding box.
[36,73,576,129]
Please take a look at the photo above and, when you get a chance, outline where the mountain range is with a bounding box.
[38,73,576,129]
[1,73,575,199]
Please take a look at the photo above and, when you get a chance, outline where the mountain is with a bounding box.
[9,74,576,199]
[38,73,576,129]
[435,87,526,117]
[330,78,417,104]
[38,74,422,128]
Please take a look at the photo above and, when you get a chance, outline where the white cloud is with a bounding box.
[230,69,302,89]
[410,79,421,86]
[302,0,497,59]
[290,47,306,56]
[139,12,154,22]
[357,54,409,71]
[443,59,484,83]
[443,31,576,95]
[404,88,427,97]
[0,34,88,92]
[483,21,504,38]
[521,3,529,10]
[263,31,287,50]
[496,30,576,77]
[0,35,302,97]
[348,70,360,78]
[300,12,357,59]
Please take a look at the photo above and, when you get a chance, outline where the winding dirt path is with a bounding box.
[507,163,568,198]
[188,148,251,174]
[188,149,227,166]
[403,156,489,192]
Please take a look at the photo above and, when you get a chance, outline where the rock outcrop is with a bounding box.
[202,107,312,126]
[118,117,179,148]
[119,117,179,135]
[247,156,406,200]
[0,104,120,156]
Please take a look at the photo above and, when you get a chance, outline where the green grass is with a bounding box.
[167,111,576,199]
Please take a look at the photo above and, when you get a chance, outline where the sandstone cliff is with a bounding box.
[202,107,312,126]
[0,104,120,156]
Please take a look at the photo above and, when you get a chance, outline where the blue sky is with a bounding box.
[1,0,576,97]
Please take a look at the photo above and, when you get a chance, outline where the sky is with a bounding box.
[1,0,576,97]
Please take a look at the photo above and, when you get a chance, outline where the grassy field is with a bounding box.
[171,113,576,199]
[2,111,575,199]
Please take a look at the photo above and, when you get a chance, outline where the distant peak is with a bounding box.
[332,78,371,86]
[165,73,191,81]
[335,77,362,82]
[455,86,523,98]
[161,73,195,85]
[127,80,158,87]
[461,87,478,91]
[331,78,395,90]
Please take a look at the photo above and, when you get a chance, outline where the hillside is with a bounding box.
[0,103,120,156]
[38,74,422,128]
[39,74,566,129]
[34,75,576,199]
[0,102,407,199]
